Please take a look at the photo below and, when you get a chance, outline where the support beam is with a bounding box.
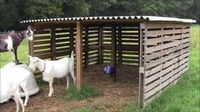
[76,21,83,89]
[117,26,122,64]
[138,23,145,107]
[111,26,117,82]
[98,26,103,64]
[50,27,56,60]
[84,27,89,68]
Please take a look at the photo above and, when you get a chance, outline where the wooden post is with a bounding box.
[138,23,145,107]
[76,21,83,89]
[50,27,56,60]
[111,26,116,82]
[84,26,89,68]
[98,26,103,64]
[117,26,122,64]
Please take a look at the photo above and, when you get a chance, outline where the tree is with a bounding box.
[62,0,90,17]
[139,0,166,16]
[163,0,193,18]
[188,0,200,22]
[24,0,64,19]
[1,0,27,30]
[0,0,199,31]
[87,0,116,16]
[104,0,133,16]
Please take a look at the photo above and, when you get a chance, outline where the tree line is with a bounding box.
[0,0,199,31]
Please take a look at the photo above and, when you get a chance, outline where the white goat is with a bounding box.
[29,51,76,97]
[0,62,31,112]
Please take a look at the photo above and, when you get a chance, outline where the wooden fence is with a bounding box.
[30,24,140,68]
[141,23,190,105]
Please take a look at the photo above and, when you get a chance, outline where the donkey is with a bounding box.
[0,27,33,64]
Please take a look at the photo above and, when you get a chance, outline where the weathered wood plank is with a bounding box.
[34,36,50,40]
[34,40,50,45]
[55,38,69,43]
[55,29,70,33]
[34,30,50,35]
[144,58,189,94]
[34,45,50,50]
[121,39,139,43]
[55,51,71,57]
[145,40,182,54]
[76,22,83,90]
[121,32,139,35]
[146,28,190,37]
[55,34,70,38]
[144,67,179,100]
[145,57,179,77]
[55,43,70,47]
[144,33,189,46]
[138,24,144,107]
[56,47,70,52]
[121,35,139,39]
[34,53,51,59]
[145,43,189,61]
[145,23,190,29]
[145,48,189,69]
[34,50,51,55]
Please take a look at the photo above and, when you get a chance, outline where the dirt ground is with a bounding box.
[0,65,139,112]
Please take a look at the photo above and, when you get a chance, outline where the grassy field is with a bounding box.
[0,25,199,112]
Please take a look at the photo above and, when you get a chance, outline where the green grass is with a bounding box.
[0,40,29,67]
[63,85,101,101]
[71,107,94,112]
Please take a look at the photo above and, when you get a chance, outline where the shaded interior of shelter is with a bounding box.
[32,23,141,101]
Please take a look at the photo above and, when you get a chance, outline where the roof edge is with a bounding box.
[21,16,196,24]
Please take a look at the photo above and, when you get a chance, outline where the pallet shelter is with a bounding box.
[21,16,196,106]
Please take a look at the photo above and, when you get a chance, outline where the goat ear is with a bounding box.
[28,25,31,30]
[28,55,32,59]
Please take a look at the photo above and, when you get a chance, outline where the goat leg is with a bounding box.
[66,75,70,89]
[70,69,76,85]
[13,96,19,112]
[20,82,29,106]
[48,79,54,97]
[18,95,25,112]
[14,91,25,112]
[13,48,19,64]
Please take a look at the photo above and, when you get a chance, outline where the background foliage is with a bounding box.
[0,0,199,31]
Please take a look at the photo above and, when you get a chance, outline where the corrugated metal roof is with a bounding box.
[21,16,196,24]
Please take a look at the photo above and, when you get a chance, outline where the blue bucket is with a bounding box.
[104,65,115,74]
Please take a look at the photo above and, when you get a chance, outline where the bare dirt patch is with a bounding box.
[0,65,139,112]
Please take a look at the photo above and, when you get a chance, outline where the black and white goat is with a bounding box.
[0,27,33,64]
